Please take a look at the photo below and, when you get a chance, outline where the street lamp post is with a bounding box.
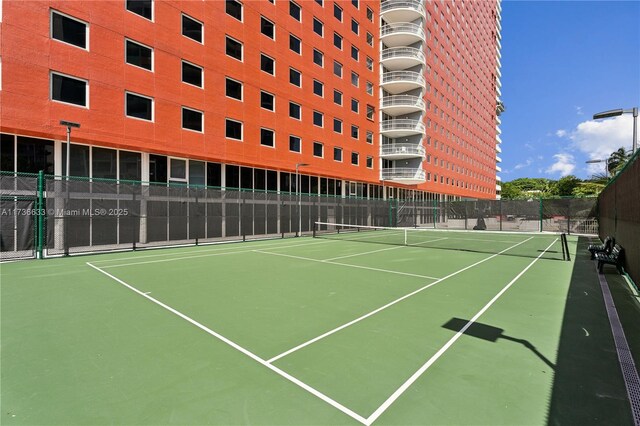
[59,120,80,256]
[593,107,638,154]
[586,159,610,177]
[295,163,309,236]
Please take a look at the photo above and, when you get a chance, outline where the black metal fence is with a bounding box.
[0,172,599,260]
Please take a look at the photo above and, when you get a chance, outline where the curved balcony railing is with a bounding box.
[381,47,425,63]
[381,22,425,45]
[380,143,426,158]
[381,119,425,134]
[381,167,426,182]
[381,0,426,22]
[381,95,425,110]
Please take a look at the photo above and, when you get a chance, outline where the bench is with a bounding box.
[595,244,624,273]
[588,236,614,260]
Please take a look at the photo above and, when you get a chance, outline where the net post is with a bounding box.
[563,233,571,261]
[312,222,317,238]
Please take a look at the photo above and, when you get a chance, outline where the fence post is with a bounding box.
[37,170,45,259]
[539,197,543,232]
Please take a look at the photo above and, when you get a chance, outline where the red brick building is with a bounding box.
[0,0,502,200]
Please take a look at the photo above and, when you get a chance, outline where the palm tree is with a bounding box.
[607,147,630,176]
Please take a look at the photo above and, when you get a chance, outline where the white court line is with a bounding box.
[364,238,558,425]
[97,240,332,268]
[86,262,368,425]
[91,238,329,264]
[324,237,449,261]
[254,250,440,280]
[265,236,534,364]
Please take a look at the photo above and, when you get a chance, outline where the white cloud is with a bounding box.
[575,106,584,116]
[546,153,576,176]
[569,115,633,160]
[556,129,567,138]
[514,158,533,170]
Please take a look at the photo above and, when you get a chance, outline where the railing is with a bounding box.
[381,47,425,63]
[381,0,426,16]
[381,71,425,86]
[380,143,426,157]
[381,95,425,110]
[381,22,425,40]
[381,119,425,133]
[381,168,426,181]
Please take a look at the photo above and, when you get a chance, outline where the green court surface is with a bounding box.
[1,233,636,425]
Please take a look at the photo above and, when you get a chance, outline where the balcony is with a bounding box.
[496,155,502,163]
[496,175,502,182]
[382,167,426,184]
[381,95,425,115]
[380,0,425,23]
[381,22,425,47]
[496,144,502,153]
[381,47,425,70]
[380,119,425,138]
[496,183,502,192]
[380,143,426,160]
[380,71,425,94]
[496,165,502,172]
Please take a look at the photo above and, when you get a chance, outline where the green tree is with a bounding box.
[555,175,581,196]
[572,181,604,197]
[607,147,630,176]
[500,181,524,199]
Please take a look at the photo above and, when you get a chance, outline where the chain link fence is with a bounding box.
[0,172,599,260]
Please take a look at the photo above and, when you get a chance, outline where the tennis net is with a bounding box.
[313,222,569,261]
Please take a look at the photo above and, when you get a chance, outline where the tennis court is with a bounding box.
[0,227,636,425]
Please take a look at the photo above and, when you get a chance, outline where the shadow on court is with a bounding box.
[442,318,556,371]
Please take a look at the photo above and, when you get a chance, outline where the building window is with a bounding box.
[332,146,344,163]
[351,125,359,139]
[51,11,88,49]
[225,36,242,60]
[93,147,117,179]
[313,80,323,97]
[366,56,373,71]
[149,154,167,183]
[333,118,342,133]
[125,39,153,71]
[366,156,373,168]
[182,61,203,87]
[313,141,324,158]
[351,0,359,9]
[366,105,374,120]
[366,81,373,95]
[351,98,359,113]
[126,0,152,20]
[313,49,324,67]
[313,110,323,127]
[170,158,186,182]
[261,16,275,39]
[333,61,343,77]
[333,32,342,49]
[289,34,301,54]
[351,45,359,61]
[260,128,275,147]
[125,92,153,121]
[333,90,342,105]
[366,6,373,21]
[225,119,242,140]
[289,102,301,119]
[261,54,275,75]
[226,77,242,100]
[51,72,87,107]
[351,19,359,35]
[120,151,142,181]
[351,71,359,87]
[334,3,342,21]
[351,152,359,165]
[366,31,373,46]
[182,14,203,43]
[260,91,275,111]
[313,18,323,36]
[182,107,203,132]
[226,0,242,21]
[289,68,301,86]
[366,131,373,144]
[315,0,323,5]
[289,135,301,153]
[290,1,301,20]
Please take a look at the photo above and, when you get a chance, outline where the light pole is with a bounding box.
[59,120,81,179]
[59,120,80,256]
[295,163,309,236]
[586,159,610,177]
[593,107,638,154]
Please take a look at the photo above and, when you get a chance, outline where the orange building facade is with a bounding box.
[0,0,502,200]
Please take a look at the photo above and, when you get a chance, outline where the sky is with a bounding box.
[499,0,640,181]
